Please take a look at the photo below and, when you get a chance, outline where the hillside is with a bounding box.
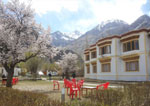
[66,15,150,57]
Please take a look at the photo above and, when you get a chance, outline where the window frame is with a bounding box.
[85,54,90,61]
[125,60,139,72]
[123,40,139,52]
[91,51,97,58]
[99,45,111,55]
[101,62,111,72]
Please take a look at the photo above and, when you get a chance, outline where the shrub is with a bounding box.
[0,87,63,106]
[120,83,150,106]
[1,82,150,106]
[88,88,123,106]
[87,83,150,106]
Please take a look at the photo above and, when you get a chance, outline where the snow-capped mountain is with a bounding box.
[63,30,82,39]
[51,15,150,56]
[67,15,150,57]
[51,30,82,47]
[95,20,128,31]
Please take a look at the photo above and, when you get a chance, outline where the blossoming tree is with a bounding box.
[0,0,58,87]
[59,53,78,79]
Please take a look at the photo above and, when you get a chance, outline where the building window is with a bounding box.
[126,61,139,72]
[91,51,97,58]
[85,54,90,61]
[100,45,111,55]
[86,65,90,74]
[102,63,111,72]
[123,40,139,52]
[92,63,97,73]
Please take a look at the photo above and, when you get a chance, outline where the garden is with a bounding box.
[1,79,150,106]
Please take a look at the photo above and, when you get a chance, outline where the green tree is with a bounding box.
[25,56,42,80]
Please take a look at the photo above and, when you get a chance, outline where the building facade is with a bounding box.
[84,29,150,81]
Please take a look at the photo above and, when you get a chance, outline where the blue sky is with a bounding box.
[5,0,150,33]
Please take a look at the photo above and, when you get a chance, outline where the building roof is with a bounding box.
[84,28,150,53]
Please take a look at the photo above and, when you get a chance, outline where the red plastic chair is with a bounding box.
[65,79,76,95]
[76,81,83,99]
[63,79,71,95]
[72,78,76,83]
[67,81,74,95]
[12,78,16,85]
[69,81,83,99]
[96,82,110,90]
[2,79,7,85]
[68,82,76,99]
[15,77,19,84]
[77,80,84,87]
[64,78,68,88]
[2,77,18,85]
[53,80,60,90]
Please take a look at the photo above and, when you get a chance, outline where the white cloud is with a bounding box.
[58,0,147,32]
[7,0,147,32]
[77,0,147,32]
[11,0,147,23]
[7,0,80,15]
[88,0,147,24]
[30,0,80,15]
[62,0,147,32]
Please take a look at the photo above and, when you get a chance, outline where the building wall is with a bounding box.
[118,32,147,81]
[84,30,150,81]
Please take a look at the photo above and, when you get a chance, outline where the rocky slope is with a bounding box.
[66,15,150,57]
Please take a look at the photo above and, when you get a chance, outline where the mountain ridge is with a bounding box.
[51,30,82,47]
[51,15,150,57]
[66,15,150,57]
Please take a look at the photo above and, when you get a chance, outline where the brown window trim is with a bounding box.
[91,51,97,58]
[101,63,111,72]
[92,63,97,73]
[85,54,90,61]
[125,60,139,72]
[120,35,139,42]
[99,45,111,55]
[123,40,139,52]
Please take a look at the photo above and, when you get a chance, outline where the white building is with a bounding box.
[0,67,21,77]
[84,29,150,81]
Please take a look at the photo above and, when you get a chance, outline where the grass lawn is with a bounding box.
[1,79,150,106]
[3,78,123,102]
[12,80,91,102]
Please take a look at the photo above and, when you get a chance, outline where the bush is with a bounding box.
[88,88,123,106]
[0,87,63,106]
[87,83,150,106]
[1,82,150,106]
[120,83,150,106]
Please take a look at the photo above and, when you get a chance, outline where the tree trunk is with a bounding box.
[32,73,37,81]
[65,70,70,80]
[4,66,14,88]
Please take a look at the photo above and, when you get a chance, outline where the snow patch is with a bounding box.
[61,36,70,40]
[63,30,82,39]
[95,20,128,31]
